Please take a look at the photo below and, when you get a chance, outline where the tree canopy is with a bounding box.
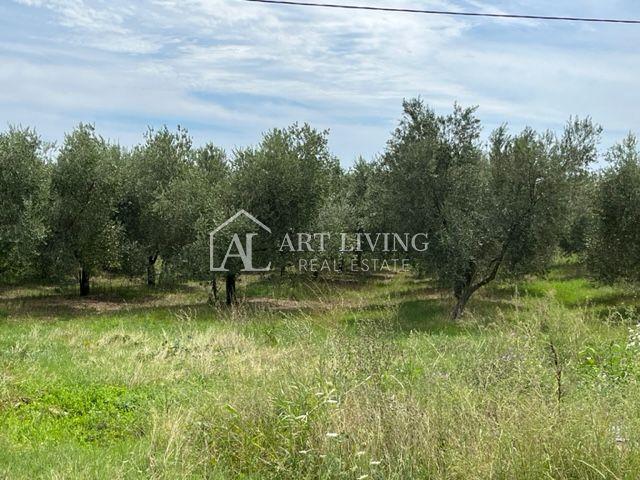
[0,101,637,312]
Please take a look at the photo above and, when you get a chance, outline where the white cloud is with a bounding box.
[3,0,640,161]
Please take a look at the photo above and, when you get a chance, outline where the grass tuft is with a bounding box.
[1,265,640,478]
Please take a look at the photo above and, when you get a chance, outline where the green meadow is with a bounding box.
[1,263,640,479]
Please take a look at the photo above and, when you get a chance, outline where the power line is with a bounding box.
[244,0,640,25]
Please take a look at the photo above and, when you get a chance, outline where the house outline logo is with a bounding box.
[210,210,272,273]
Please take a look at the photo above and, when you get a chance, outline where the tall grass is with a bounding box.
[1,272,640,478]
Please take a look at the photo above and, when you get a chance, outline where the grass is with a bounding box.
[1,266,640,478]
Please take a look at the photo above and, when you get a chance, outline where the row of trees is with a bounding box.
[1,99,638,317]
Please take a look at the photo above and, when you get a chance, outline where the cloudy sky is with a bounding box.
[1,0,639,165]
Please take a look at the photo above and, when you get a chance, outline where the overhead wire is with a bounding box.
[244,0,640,25]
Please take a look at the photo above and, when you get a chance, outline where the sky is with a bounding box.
[1,0,639,166]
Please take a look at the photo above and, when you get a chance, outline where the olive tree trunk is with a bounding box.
[79,267,90,297]
[210,273,218,301]
[450,248,507,320]
[225,273,236,306]
[451,285,474,320]
[147,253,158,287]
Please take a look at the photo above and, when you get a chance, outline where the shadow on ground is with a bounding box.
[0,282,207,320]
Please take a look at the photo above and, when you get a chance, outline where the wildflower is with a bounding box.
[627,324,640,349]
[612,425,626,445]
[326,432,339,438]
[370,460,381,466]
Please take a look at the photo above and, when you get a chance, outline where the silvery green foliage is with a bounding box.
[0,127,50,281]
[118,126,196,284]
[312,192,354,269]
[164,144,230,281]
[558,118,603,254]
[343,157,383,234]
[230,123,341,273]
[379,99,597,318]
[589,134,640,281]
[312,157,386,270]
[48,124,122,286]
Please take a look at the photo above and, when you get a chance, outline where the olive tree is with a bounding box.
[314,157,382,274]
[230,123,341,276]
[381,100,597,319]
[0,127,50,281]
[119,126,193,286]
[558,117,602,254]
[164,143,230,295]
[49,124,121,295]
[589,134,640,281]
